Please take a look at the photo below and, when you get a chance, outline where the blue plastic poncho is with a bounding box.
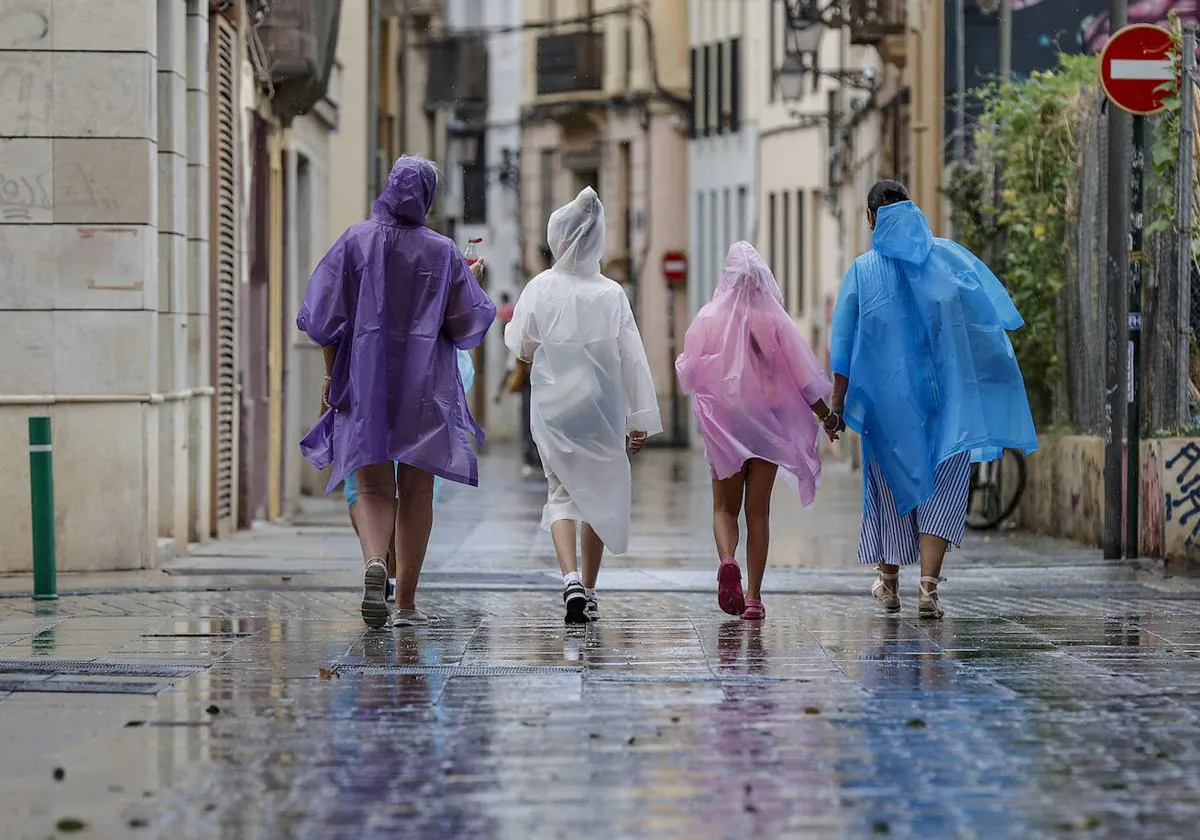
[829,200,1038,516]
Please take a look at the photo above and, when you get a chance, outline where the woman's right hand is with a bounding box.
[321,378,331,412]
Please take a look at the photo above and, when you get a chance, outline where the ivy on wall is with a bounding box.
[945,54,1098,425]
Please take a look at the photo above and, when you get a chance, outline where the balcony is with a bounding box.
[536,31,604,97]
[258,0,343,123]
[425,35,489,108]
[845,0,906,45]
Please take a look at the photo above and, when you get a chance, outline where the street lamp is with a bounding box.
[776,51,809,103]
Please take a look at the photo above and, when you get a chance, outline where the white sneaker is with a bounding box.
[392,608,431,627]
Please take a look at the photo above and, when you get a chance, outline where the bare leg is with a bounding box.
[878,563,901,595]
[355,462,399,563]
[581,523,604,589]
[919,534,949,581]
[711,467,746,560]
[393,463,435,610]
[550,520,578,576]
[742,459,779,601]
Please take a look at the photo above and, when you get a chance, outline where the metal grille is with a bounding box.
[210,12,239,536]
[0,660,205,677]
[0,679,166,695]
[330,665,584,677]
[587,674,811,684]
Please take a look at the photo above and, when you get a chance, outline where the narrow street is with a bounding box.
[1,450,1198,838]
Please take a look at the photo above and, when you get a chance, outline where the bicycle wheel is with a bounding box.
[966,449,1027,530]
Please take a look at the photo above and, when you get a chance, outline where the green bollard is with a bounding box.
[29,416,57,600]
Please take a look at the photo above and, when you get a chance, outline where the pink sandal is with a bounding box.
[741,599,766,621]
[717,557,745,616]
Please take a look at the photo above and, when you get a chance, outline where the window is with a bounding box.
[539,149,556,242]
[710,189,719,299]
[462,154,487,224]
[700,42,710,133]
[716,39,725,133]
[767,192,777,291]
[781,191,791,312]
[737,185,748,241]
[723,187,731,256]
[811,190,822,312]
[690,47,700,137]
[795,190,805,314]
[724,37,734,132]
[702,45,712,136]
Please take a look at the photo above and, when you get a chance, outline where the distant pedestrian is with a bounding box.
[828,180,1038,619]
[298,156,496,629]
[505,188,661,624]
[676,241,837,622]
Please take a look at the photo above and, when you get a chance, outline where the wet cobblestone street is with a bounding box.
[3,451,1200,839]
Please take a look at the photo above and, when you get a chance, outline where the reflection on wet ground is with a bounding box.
[4,591,1200,838]
[1,451,1199,838]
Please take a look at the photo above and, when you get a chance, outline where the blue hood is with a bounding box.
[872,201,933,264]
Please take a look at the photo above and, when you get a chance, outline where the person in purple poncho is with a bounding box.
[297,156,496,629]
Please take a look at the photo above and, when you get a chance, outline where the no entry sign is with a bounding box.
[662,251,688,286]
[1100,24,1176,116]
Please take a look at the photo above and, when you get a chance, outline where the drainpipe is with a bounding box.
[368,0,381,203]
[267,124,287,521]
[400,0,410,155]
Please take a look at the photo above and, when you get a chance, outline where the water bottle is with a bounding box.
[463,237,482,266]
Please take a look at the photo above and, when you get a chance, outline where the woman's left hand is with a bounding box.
[469,258,485,280]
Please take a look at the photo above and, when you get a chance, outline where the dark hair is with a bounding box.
[540,245,553,265]
[499,292,512,304]
[867,179,910,216]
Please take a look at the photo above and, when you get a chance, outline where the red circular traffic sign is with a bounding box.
[662,250,688,285]
[1100,24,1177,116]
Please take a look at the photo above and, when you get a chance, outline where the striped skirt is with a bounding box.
[858,451,972,567]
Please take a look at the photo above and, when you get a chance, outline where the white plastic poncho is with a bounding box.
[505,187,662,554]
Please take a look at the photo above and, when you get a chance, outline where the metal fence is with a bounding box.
[1062,35,1199,436]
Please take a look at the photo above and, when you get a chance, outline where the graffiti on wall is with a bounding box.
[1164,442,1200,554]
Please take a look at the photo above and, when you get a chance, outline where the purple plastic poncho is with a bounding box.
[297,156,496,494]
[676,241,831,505]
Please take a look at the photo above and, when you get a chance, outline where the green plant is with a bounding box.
[945,54,1099,425]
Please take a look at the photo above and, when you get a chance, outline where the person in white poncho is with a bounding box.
[505,187,662,624]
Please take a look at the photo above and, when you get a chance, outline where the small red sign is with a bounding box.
[1100,24,1176,116]
[662,251,688,285]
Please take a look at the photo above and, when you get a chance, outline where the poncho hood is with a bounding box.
[718,241,785,306]
[872,200,934,265]
[547,186,606,275]
[372,155,437,226]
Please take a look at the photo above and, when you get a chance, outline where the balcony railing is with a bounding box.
[845,0,906,45]
[536,31,604,97]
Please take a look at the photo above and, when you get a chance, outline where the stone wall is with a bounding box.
[1015,435,1200,570]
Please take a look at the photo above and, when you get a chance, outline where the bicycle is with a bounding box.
[965,448,1027,530]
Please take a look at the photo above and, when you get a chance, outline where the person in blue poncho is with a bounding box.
[828,180,1038,619]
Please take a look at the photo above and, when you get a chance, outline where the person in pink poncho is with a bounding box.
[676,241,840,621]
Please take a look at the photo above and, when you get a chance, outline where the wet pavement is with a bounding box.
[2,450,1200,839]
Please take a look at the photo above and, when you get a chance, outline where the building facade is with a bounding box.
[520,0,692,444]
[0,0,342,573]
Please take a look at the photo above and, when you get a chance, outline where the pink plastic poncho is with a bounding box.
[297,156,497,494]
[675,241,832,504]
